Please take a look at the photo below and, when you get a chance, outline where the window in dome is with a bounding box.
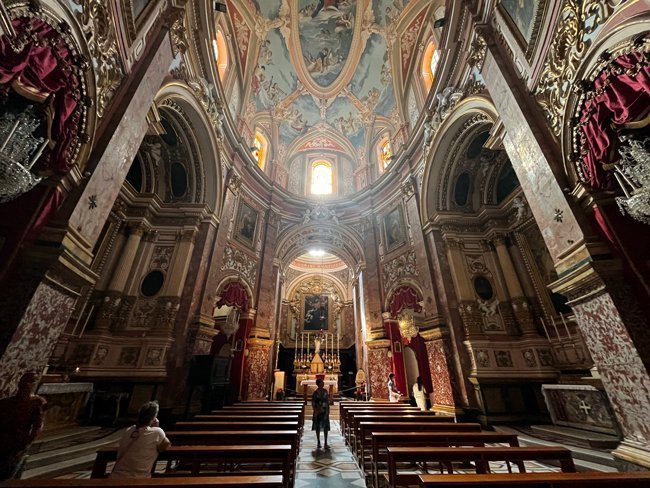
[252,131,268,170]
[378,137,393,172]
[311,160,333,195]
[422,41,440,92]
[213,30,229,80]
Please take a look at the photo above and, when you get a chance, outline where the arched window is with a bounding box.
[378,136,393,172]
[252,131,268,170]
[311,160,333,195]
[213,30,229,80]
[422,41,440,92]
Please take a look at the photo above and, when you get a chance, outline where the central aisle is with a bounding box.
[295,406,366,487]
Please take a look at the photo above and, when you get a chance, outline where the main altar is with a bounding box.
[293,330,341,402]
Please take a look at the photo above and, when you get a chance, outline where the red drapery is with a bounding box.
[579,51,650,190]
[216,282,250,311]
[389,286,422,318]
[0,17,82,173]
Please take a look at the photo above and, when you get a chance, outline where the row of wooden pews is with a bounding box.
[1,401,305,488]
[339,400,650,488]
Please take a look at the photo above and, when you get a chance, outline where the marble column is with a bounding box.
[243,337,273,401]
[492,235,537,335]
[481,36,650,467]
[366,339,392,400]
[0,31,174,396]
[232,309,255,401]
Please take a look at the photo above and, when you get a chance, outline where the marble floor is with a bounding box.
[297,420,366,487]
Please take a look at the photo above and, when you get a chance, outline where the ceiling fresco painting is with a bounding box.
[350,33,395,118]
[373,0,410,26]
[252,28,297,111]
[298,0,358,86]
[278,94,322,147]
[237,0,434,195]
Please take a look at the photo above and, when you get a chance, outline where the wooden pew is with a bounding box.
[174,421,298,431]
[202,410,304,429]
[357,422,482,465]
[341,406,421,439]
[0,476,285,488]
[386,446,575,488]
[92,445,293,485]
[369,432,519,488]
[349,414,455,452]
[417,472,650,487]
[344,409,441,444]
[166,429,301,465]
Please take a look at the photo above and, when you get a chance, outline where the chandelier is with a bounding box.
[398,309,419,339]
[0,105,46,203]
[614,135,650,225]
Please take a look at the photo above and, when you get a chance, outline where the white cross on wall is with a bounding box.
[578,400,592,416]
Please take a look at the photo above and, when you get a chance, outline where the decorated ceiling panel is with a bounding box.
[234,0,434,189]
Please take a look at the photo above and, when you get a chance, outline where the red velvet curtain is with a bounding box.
[0,17,82,173]
[579,52,650,190]
[389,286,422,318]
[216,282,249,311]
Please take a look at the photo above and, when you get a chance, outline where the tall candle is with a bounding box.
[560,313,571,338]
[550,316,561,340]
[295,330,298,358]
[540,317,552,342]
[307,333,310,357]
[301,332,304,360]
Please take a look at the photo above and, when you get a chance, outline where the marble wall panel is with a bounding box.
[244,343,271,400]
[367,346,391,399]
[0,279,77,396]
[572,293,650,451]
[426,339,455,407]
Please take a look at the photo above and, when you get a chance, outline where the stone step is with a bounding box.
[494,426,619,471]
[530,425,620,449]
[29,426,103,454]
[24,429,122,472]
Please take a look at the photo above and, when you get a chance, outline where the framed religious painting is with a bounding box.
[382,205,406,253]
[235,199,259,249]
[497,0,549,62]
[302,294,330,331]
[122,0,158,42]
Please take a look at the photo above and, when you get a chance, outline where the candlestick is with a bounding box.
[560,313,571,338]
[307,333,310,356]
[540,317,552,342]
[550,316,561,340]
[337,332,340,356]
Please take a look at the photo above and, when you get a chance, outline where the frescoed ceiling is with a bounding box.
[229,0,435,177]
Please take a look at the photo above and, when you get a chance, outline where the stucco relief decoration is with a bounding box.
[221,244,258,285]
[227,0,252,71]
[534,0,622,136]
[400,6,429,81]
[72,0,125,118]
[382,250,418,291]
[151,246,173,270]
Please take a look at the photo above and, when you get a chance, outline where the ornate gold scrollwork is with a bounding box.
[534,0,622,137]
[72,0,125,118]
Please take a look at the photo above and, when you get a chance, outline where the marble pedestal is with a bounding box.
[37,382,94,432]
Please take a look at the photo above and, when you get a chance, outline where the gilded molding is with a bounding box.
[72,0,125,118]
[534,0,623,136]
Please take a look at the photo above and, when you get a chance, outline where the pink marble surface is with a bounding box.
[69,37,174,246]
[0,279,76,397]
[367,347,392,399]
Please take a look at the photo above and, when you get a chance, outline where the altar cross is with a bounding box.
[578,400,592,416]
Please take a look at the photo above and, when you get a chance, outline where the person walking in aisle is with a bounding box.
[311,378,330,449]
[412,376,428,411]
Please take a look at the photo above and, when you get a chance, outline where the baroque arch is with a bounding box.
[155,83,224,212]
[275,222,366,272]
[420,96,499,223]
